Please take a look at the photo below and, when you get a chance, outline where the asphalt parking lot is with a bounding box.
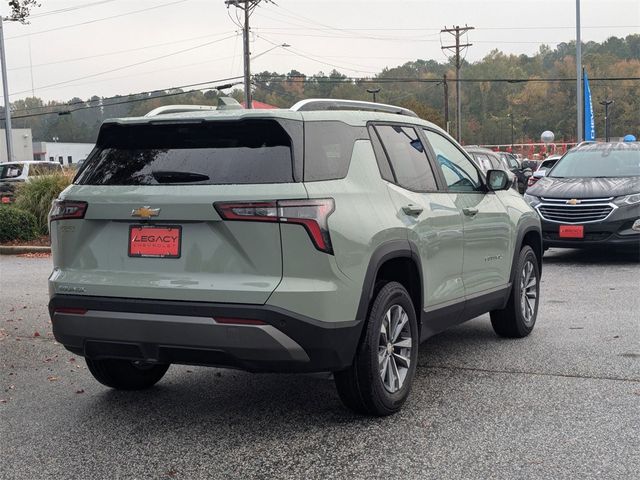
[1,248,639,480]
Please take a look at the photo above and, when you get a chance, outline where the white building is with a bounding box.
[0,129,34,162]
[32,142,94,166]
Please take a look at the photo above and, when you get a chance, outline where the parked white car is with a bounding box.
[0,161,64,202]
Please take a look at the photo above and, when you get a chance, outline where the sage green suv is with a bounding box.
[48,99,542,416]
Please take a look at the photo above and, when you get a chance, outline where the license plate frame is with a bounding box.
[128,225,182,258]
[559,225,584,239]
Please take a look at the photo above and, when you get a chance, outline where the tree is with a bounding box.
[6,0,40,23]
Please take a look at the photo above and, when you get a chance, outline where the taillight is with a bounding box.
[527,177,537,187]
[50,200,87,222]
[215,198,335,254]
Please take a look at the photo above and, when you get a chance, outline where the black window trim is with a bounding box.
[421,127,489,194]
[368,121,444,194]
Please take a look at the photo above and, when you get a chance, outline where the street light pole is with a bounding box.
[0,16,14,162]
[366,88,380,103]
[599,99,614,142]
[508,113,514,149]
[252,43,290,60]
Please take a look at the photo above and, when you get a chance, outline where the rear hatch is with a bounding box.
[50,116,306,304]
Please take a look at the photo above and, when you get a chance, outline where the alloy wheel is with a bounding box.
[520,260,538,326]
[378,304,413,393]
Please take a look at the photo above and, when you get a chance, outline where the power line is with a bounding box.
[257,76,640,84]
[28,0,119,19]
[8,31,237,72]
[9,34,238,97]
[8,76,244,119]
[6,0,189,40]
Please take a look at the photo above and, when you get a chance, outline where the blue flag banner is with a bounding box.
[583,70,596,141]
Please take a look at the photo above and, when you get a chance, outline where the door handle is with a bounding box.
[402,204,423,217]
[463,207,479,216]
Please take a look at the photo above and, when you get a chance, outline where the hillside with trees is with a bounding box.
[3,35,639,145]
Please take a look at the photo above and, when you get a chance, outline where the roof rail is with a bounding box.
[290,99,418,118]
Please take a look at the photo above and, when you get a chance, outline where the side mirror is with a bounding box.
[487,169,510,191]
[533,170,546,179]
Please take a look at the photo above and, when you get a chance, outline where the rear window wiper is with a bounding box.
[152,170,210,183]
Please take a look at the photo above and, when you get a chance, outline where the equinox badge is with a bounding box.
[131,206,160,218]
[566,199,581,205]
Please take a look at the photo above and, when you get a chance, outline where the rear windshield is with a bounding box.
[549,145,640,178]
[75,120,294,185]
[0,164,24,179]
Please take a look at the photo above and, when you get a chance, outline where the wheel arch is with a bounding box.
[356,240,423,328]
[509,220,543,286]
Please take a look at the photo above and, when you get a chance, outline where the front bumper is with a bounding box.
[541,217,640,248]
[49,295,363,373]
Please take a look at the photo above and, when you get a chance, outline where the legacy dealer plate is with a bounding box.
[129,225,182,258]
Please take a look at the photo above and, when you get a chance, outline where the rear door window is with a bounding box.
[76,120,295,185]
[374,125,438,192]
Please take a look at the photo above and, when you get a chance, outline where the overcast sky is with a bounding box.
[1,0,638,102]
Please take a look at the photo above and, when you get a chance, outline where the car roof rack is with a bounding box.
[290,99,418,118]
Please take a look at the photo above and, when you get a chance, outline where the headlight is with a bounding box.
[614,193,640,206]
[523,193,541,207]
[623,194,640,205]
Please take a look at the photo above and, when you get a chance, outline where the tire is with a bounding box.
[490,245,540,338]
[86,358,170,390]
[334,281,419,416]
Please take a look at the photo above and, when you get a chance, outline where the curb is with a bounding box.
[0,245,51,255]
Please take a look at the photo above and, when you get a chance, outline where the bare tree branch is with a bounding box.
[7,0,41,23]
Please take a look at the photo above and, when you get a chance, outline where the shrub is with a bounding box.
[0,207,39,243]
[14,171,73,234]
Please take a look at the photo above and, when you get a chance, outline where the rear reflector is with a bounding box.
[54,307,88,315]
[214,317,267,326]
[215,198,335,254]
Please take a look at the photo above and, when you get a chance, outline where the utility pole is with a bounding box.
[225,0,272,109]
[441,25,474,143]
[443,74,449,133]
[0,16,13,162]
[599,99,613,142]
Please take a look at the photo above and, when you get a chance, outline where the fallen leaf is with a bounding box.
[69,357,76,362]
[47,376,59,382]
[33,331,41,337]
[0,399,7,404]
[75,389,85,394]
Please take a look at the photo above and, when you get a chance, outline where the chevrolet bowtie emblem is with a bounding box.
[566,199,581,205]
[131,206,160,218]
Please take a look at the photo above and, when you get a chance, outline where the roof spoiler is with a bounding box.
[144,97,243,117]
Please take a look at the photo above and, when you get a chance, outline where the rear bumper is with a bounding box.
[49,295,363,373]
